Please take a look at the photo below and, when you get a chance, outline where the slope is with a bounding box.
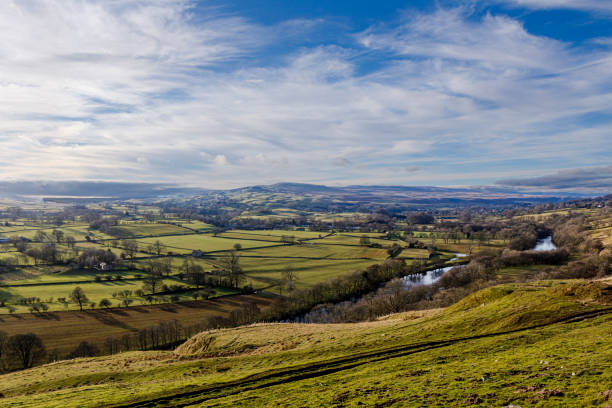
[0,279,610,407]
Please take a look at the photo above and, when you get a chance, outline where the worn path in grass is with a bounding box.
[1,279,611,407]
[114,307,612,408]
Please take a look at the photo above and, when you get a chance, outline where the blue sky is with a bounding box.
[0,0,611,191]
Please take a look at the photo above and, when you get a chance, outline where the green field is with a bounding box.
[136,234,282,254]
[0,219,480,314]
[0,279,609,407]
[109,222,192,238]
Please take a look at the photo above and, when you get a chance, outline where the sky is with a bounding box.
[0,0,611,191]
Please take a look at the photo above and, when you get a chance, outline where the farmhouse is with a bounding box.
[96,262,113,271]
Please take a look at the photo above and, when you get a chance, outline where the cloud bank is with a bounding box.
[0,1,610,190]
[497,166,612,191]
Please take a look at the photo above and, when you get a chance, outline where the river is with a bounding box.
[295,239,558,323]
[533,235,557,251]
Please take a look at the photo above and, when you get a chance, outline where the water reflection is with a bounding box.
[401,266,453,288]
[533,236,557,251]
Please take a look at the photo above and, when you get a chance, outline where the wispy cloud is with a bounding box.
[0,1,610,190]
[496,0,612,13]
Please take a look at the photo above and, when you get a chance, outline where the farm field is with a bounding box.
[109,222,193,238]
[136,234,282,254]
[242,258,385,289]
[0,279,609,407]
[0,221,481,315]
[0,294,273,356]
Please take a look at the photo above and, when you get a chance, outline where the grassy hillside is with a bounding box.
[0,278,610,407]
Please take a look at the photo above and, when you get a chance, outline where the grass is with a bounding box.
[0,279,609,407]
[2,277,183,313]
[135,234,281,254]
[109,223,191,238]
[241,258,384,289]
[0,226,399,317]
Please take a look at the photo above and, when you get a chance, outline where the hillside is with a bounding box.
[226,182,578,209]
[1,279,610,407]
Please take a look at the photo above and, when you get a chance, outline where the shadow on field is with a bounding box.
[33,312,60,321]
[107,309,129,316]
[88,311,134,330]
[130,307,151,314]
[180,300,226,312]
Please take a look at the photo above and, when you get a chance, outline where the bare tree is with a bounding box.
[65,235,76,249]
[121,239,138,268]
[34,230,48,242]
[51,229,64,243]
[0,330,7,366]
[142,272,163,294]
[281,267,298,296]
[152,240,165,256]
[7,333,46,368]
[219,251,245,288]
[69,286,88,311]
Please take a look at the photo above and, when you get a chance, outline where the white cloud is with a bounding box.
[358,8,566,70]
[0,1,610,188]
[497,0,612,12]
[392,140,431,154]
[213,154,228,166]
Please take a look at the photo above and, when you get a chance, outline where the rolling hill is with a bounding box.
[0,278,610,407]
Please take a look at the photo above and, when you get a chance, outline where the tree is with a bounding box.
[359,235,371,246]
[159,257,172,277]
[26,248,42,265]
[41,242,58,263]
[408,212,435,225]
[7,333,46,368]
[0,290,11,307]
[387,244,402,258]
[187,263,205,289]
[280,267,297,296]
[99,298,112,308]
[51,229,64,243]
[34,230,48,242]
[180,258,192,275]
[70,286,88,311]
[233,243,242,251]
[152,240,165,256]
[68,341,99,359]
[65,235,76,249]
[0,330,7,363]
[220,251,245,288]
[121,239,138,268]
[142,272,163,294]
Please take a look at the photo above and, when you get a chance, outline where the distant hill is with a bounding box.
[0,181,206,200]
[227,182,586,209]
[0,180,588,207]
